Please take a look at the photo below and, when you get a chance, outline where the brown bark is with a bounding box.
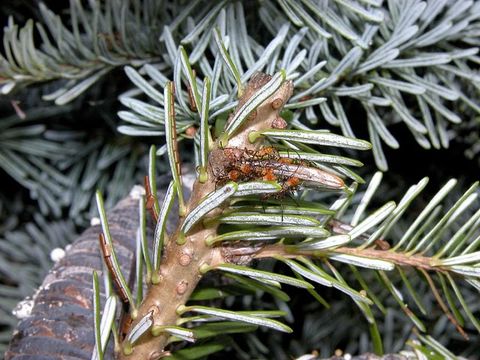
[253,244,445,272]
[5,195,140,360]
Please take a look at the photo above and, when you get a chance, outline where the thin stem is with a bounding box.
[419,269,468,340]
[253,244,444,272]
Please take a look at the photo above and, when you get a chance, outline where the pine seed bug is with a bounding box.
[221,242,264,265]
[284,176,301,189]
[251,146,279,161]
[227,169,241,182]
[210,145,344,196]
[239,163,253,176]
[262,168,277,182]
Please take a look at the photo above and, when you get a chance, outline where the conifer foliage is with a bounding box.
[1,1,479,359]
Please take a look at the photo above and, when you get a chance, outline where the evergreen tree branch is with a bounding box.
[1,1,479,359]
[95,68,479,358]
[0,0,167,104]
[116,1,480,170]
[114,72,295,359]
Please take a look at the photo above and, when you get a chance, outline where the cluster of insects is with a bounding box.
[210,145,310,196]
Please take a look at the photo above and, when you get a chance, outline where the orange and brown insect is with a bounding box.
[284,176,301,189]
[210,145,343,194]
[210,146,295,185]
[262,168,277,182]
[251,146,279,160]
[239,163,253,175]
[227,169,241,182]
[278,157,294,165]
[209,147,259,185]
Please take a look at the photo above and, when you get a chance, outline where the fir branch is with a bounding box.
[113,72,297,359]
[273,0,480,170]
[2,1,479,359]
[0,0,168,103]
[0,107,150,222]
[114,0,480,172]
[99,67,476,359]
